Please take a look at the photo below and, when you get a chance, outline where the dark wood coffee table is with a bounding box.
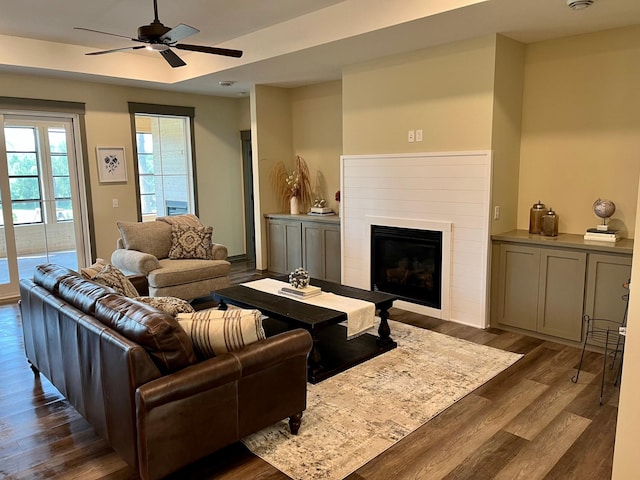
[213,278,397,383]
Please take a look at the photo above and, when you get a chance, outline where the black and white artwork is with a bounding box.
[96,147,127,183]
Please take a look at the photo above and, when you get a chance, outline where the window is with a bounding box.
[3,124,73,225]
[133,112,195,220]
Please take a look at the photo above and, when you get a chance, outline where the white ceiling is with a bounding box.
[0,0,639,97]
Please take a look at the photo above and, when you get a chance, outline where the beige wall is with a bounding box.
[291,81,343,213]
[490,35,525,235]
[518,26,640,238]
[0,72,248,262]
[251,84,294,269]
[342,35,497,155]
[612,178,640,478]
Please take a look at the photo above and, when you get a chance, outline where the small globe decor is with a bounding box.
[289,268,310,289]
[593,198,616,231]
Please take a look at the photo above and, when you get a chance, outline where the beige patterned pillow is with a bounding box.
[81,258,108,279]
[168,224,213,260]
[133,296,195,316]
[176,309,266,358]
[93,264,139,298]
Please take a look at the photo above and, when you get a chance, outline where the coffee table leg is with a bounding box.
[217,299,228,310]
[377,307,394,347]
[308,330,323,379]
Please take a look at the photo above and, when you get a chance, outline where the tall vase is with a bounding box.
[290,196,300,215]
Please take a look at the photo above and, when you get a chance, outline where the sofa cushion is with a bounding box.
[93,264,139,298]
[168,225,213,260]
[176,309,266,358]
[117,221,172,259]
[95,294,197,374]
[33,263,79,294]
[80,258,108,279]
[133,296,195,316]
[149,259,231,288]
[58,275,117,315]
[156,213,203,227]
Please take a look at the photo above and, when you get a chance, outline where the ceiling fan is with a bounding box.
[74,0,243,68]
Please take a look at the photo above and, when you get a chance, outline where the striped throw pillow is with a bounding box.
[176,309,266,358]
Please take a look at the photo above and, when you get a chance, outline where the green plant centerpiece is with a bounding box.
[270,155,312,213]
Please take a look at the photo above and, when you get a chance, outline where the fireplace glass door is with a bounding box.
[371,225,442,309]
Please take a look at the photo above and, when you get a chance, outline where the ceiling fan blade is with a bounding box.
[86,45,146,56]
[175,43,243,58]
[159,23,199,44]
[74,26,140,42]
[159,48,186,68]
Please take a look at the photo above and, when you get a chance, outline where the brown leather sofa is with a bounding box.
[19,264,312,479]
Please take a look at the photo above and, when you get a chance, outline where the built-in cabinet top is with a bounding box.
[264,213,341,225]
[492,229,633,256]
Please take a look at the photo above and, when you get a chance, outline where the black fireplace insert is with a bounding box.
[370,225,442,309]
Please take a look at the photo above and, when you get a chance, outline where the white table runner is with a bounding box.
[241,278,375,339]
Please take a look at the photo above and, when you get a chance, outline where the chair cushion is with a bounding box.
[176,309,265,358]
[149,259,231,288]
[93,264,139,297]
[95,294,197,374]
[133,296,195,316]
[168,225,213,260]
[117,221,172,259]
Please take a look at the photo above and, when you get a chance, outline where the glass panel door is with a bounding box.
[0,115,85,298]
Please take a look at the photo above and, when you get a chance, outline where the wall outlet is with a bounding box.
[408,130,415,143]
[112,198,119,208]
[494,205,500,220]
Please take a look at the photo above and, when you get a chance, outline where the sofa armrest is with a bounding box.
[111,249,161,276]
[229,329,312,376]
[211,243,228,261]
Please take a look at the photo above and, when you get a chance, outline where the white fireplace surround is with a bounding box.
[365,216,452,320]
[340,151,492,329]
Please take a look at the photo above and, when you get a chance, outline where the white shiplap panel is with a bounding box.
[341,151,492,329]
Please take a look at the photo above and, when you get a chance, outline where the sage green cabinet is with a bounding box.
[497,244,586,341]
[266,215,341,282]
[493,232,633,344]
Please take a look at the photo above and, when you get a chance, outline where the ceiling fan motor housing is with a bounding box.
[567,0,595,10]
[138,21,171,42]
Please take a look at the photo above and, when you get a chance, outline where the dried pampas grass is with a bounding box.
[270,155,312,213]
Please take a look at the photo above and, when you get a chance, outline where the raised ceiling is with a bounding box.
[0,0,639,96]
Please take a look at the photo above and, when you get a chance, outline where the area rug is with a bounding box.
[242,319,522,480]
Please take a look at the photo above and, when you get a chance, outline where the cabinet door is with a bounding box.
[302,223,323,279]
[497,244,540,330]
[584,253,632,322]
[536,249,586,341]
[324,226,341,283]
[267,219,302,274]
[302,222,341,282]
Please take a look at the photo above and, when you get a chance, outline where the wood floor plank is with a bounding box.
[494,411,591,480]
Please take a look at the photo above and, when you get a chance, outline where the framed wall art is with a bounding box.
[96,146,127,183]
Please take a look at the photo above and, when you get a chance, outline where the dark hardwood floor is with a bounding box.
[0,263,618,479]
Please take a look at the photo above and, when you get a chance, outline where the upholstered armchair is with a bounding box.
[111,214,231,300]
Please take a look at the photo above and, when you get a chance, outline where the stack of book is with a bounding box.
[278,284,322,298]
[308,206,334,216]
[583,228,620,243]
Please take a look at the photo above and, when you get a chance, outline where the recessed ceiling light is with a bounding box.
[567,0,595,10]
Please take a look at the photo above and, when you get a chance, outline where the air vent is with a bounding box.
[567,0,595,10]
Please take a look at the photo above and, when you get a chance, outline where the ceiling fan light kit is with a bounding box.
[75,0,243,67]
[567,0,595,10]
